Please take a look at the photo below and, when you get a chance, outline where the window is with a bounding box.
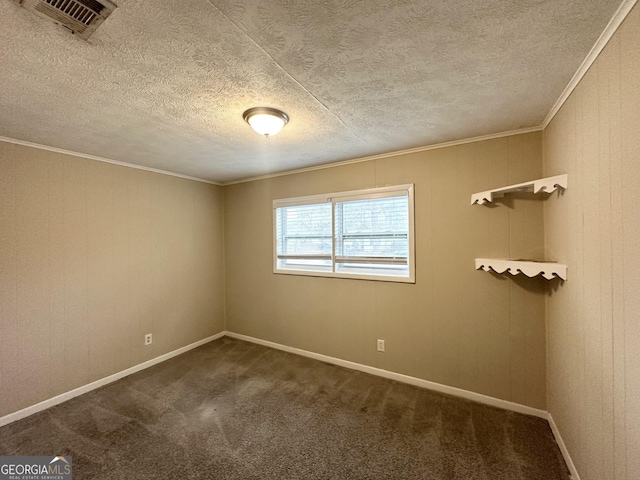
[273,184,415,283]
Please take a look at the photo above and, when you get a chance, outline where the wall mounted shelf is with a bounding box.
[471,174,568,205]
[475,258,567,281]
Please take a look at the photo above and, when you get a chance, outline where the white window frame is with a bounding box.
[273,184,415,283]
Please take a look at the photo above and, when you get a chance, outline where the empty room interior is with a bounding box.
[0,0,638,479]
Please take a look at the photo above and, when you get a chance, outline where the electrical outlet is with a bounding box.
[144,333,152,346]
[377,339,385,352]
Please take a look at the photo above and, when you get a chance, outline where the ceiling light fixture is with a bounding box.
[243,107,289,137]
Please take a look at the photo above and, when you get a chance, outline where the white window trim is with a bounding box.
[272,184,415,283]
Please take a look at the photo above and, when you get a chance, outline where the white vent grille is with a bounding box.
[16,0,117,39]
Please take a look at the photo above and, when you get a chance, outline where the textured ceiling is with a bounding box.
[0,0,622,183]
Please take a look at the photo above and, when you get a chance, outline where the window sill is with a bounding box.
[273,268,415,284]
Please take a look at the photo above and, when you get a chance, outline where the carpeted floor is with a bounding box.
[0,337,570,479]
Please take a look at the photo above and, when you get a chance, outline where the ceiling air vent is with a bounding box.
[15,0,117,40]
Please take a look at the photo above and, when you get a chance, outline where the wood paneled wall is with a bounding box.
[543,5,640,479]
[0,142,226,417]
[225,132,548,409]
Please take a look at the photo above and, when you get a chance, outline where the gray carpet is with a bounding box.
[0,337,570,479]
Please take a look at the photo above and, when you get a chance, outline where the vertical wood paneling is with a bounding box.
[544,5,640,480]
[127,169,143,367]
[573,78,588,477]
[520,135,546,409]
[456,144,480,395]
[487,140,512,403]
[87,161,116,381]
[150,174,175,356]
[62,156,89,391]
[149,175,167,358]
[135,171,155,364]
[47,155,66,398]
[569,93,583,469]
[111,165,132,373]
[197,183,225,335]
[0,141,225,419]
[430,147,461,388]
[474,145,495,400]
[597,40,615,479]
[0,145,18,416]
[168,178,190,351]
[619,7,640,477]
[606,33,627,480]
[15,152,52,407]
[544,101,576,468]
[396,155,435,382]
[582,65,605,480]
[507,135,528,406]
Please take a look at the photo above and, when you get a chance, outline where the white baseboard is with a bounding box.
[0,331,225,428]
[224,331,548,419]
[227,331,585,474]
[225,332,582,477]
[0,328,578,480]
[547,412,581,479]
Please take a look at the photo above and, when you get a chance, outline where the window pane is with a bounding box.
[335,195,408,260]
[276,202,332,269]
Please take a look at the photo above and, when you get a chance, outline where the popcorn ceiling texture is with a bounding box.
[0,0,620,182]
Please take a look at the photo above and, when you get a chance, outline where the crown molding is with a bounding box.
[542,0,638,129]
[222,126,543,186]
[1,1,635,188]
[2,127,543,188]
[0,136,223,186]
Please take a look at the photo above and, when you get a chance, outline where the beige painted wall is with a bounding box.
[225,132,548,409]
[543,5,640,480]
[0,142,226,418]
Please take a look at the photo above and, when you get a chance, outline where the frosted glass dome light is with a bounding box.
[243,107,289,137]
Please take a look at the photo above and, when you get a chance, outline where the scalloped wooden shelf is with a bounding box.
[475,258,567,281]
[471,174,568,205]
